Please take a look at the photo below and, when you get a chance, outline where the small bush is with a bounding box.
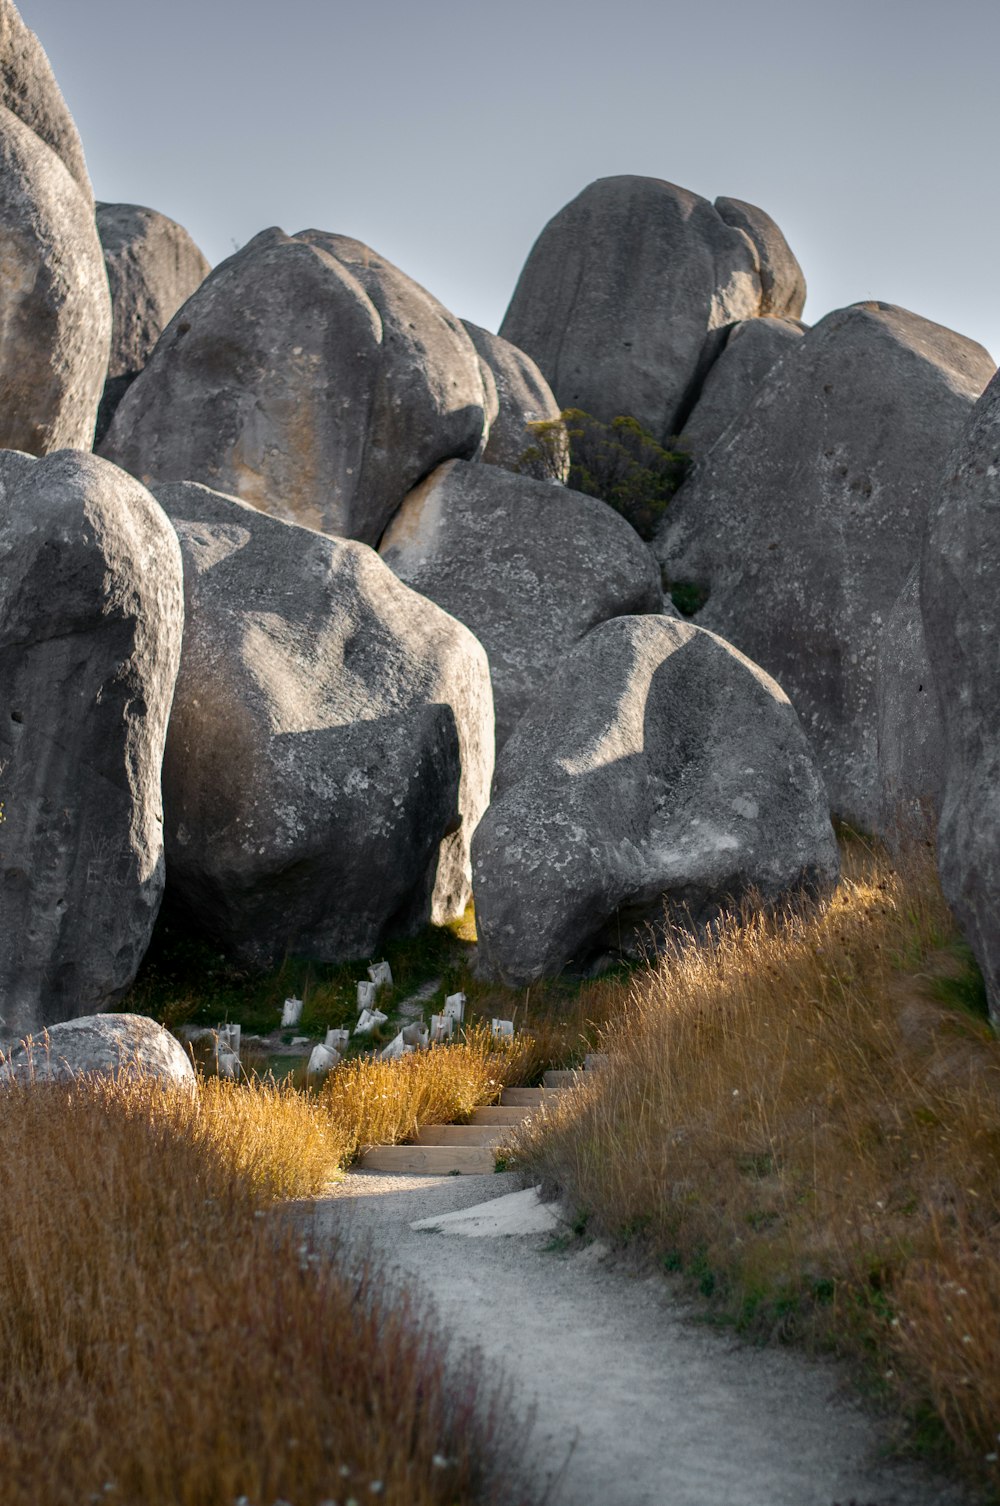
[534,409,690,541]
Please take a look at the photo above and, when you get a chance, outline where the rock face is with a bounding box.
[0,1014,195,1087]
[472,615,838,985]
[155,481,494,967]
[95,202,211,444]
[0,0,92,202]
[380,460,662,750]
[921,369,1000,1023]
[461,321,568,481]
[875,566,943,842]
[102,229,492,545]
[714,198,806,319]
[655,302,994,828]
[499,176,780,442]
[0,451,184,1037]
[0,104,111,453]
[677,317,805,457]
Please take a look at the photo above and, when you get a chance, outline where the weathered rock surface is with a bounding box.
[677,317,805,457]
[0,451,184,1037]
[0,0,92,202]
[95,202,211,444]
[499,176,770,442]
[714,197,806,319]
[380,460,662,749]
[921,369,1000,1023]
[155,481,494,967]
[875,566,943,842]
[0,1014,195,1087]
[655,302,994,828]
[102,229,492,544]
[0,104,111,453]
[461,320,568,481]
[472,615,838,985]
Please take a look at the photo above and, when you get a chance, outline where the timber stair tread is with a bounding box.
[357,1082,572,1175]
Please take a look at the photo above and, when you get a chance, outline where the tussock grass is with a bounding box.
[511,841,1000,1492]
[323,1026,524,1159]
[0,1075,533,1506]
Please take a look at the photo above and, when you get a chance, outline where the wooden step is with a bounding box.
[415,1124,505,1146]
[359,1144,496,1175]
[500,1087,563,1107]
[543,1069,582,1089]
[469,1105,533,1125]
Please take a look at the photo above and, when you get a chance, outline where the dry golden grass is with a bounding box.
[0,1074,533,1506]
[510,841,1000,1492]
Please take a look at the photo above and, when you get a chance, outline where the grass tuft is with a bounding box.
[509,840,1000,1493]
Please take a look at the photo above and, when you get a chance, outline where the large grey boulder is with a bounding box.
[472,615,838,985]
[714,198,806,319]
[499,176,778,442]
[677,317,805,457]
[921,369,1000,1024]
[94,202,211,444]
[0,451,184,1037]
[0,105,111,453]
[875,566,943,842]
[0,1014,194,1087]
[102,229,492,545]
[380,460,662,750]
[155,481,494,968]
[655,302,994,829]
[0,0,92,202]
[461,321,568,481]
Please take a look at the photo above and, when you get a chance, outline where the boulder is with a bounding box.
[0,1014,194,1087]
[472,614,838,985]
[655,302,994,828]
[0,104,111,453]
[94,202,211,444]
[0,0,92,202]
[677,317,805,457]
[154,480,494,967]
[101,229,492,544]
[921,369,1000,1023]
[875,566,944,842]
[714,198,806,319]
[379,460,663,750]
[499,176,769,442]
[461,320,568,481]
[0,451,184,1037]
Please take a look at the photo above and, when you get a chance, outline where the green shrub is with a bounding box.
[521,409,690,542]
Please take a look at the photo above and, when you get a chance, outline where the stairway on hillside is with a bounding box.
[358,1074,576,1174]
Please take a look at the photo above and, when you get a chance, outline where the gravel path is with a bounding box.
[302,1171,973,1506]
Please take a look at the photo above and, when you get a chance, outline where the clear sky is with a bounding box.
[21,0,1000,361]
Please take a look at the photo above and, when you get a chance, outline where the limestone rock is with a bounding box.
[0,104,111,453]
[461,320,568,481]
[0,451,184,1037]
[655,302,994,828]
[0,0,92,201]
[499,176,764,441]
[102,229,492,545]
[380,460,662,749]
[921,369,1000,1023]
[0,1014,194,1087]
[155,481,494,967]
[472,615,838,985]
[714,197,806,319]
[875,566,943,842]
[677,317,805,457]
[95,202,211,444]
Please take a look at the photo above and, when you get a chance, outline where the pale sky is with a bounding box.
[21,0,1000,362]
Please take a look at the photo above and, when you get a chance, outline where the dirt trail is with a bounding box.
[306,1171,972,1506]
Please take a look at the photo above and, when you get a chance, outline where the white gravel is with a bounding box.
[303,1170,974,1506]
